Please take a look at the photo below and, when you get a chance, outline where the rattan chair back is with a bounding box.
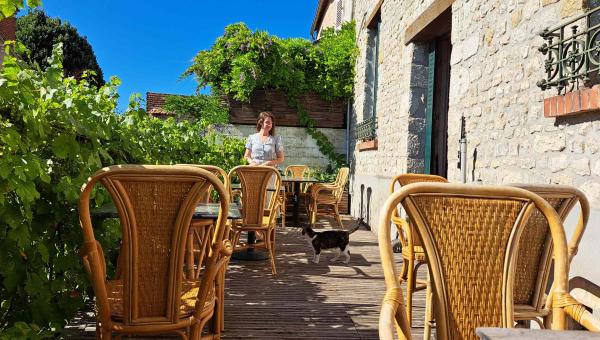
[179,164,229,202]
[390,174,448,248]
[229,165,281,228]
[332,167,350,202]
[285,165,309,178]
[378,183,574,340]
[79,165,230,338]
[285,165,309,193]
[510,184,589,314]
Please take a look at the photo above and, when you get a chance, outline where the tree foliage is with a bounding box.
[0,0,40,19]
[184,22,357,168]
[0,42,244,338]
[16,10,105,87]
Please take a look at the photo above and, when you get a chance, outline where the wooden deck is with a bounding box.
[63,214,432,339]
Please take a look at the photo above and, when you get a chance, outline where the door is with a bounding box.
[424,32,451,178]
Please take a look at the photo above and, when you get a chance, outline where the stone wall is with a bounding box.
[234,125,347,169]
[349,0,600,284]
[446,0,600,207]
[350,0,437,231]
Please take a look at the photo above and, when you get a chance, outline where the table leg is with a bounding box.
[293,181,300,225]
[231,231,269,261]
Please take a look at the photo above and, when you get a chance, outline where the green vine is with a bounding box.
[185,22,357,168]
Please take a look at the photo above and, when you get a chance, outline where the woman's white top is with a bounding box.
[245,133,284,164]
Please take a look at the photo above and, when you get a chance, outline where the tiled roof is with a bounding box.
[0,17,16,41]
[146,92,178,116]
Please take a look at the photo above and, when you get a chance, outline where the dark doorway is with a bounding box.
[424,10,451,178]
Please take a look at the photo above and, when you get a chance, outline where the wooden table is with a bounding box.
[476,328,600,339]
[281,176,318,226]
[91,202,241,220]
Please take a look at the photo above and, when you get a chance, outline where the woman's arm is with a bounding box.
[262,150,284,166]
[244,149,257,165]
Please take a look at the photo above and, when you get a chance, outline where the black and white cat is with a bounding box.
[302,225,360,264]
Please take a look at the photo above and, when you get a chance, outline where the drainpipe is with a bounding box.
[459,115,467,183]
[346,100,351,164]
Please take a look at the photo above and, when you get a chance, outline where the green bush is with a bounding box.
[0,42,245,337]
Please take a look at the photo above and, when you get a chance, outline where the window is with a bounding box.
[358,12,381,141]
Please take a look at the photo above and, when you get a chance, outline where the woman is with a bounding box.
[244,111,285,167]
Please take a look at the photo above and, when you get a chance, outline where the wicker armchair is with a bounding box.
[307,167,349,228]
[389,174,448,335]
[228,165,282,274]
[284,164,310,213]
[79,165,232,339]
[510,184,590,328]
[180,164,230,332]
[378,183,599,340]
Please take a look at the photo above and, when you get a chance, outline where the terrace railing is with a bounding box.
[537,6,600,94]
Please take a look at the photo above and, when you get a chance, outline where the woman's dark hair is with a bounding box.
[256,111,275,135]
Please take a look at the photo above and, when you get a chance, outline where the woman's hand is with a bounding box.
[261,161,274,166]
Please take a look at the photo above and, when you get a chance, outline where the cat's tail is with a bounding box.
[347,225,361,234]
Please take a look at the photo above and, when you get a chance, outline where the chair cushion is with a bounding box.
[106,279,215,320]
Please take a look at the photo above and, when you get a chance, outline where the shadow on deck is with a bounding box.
[63,214,432,339]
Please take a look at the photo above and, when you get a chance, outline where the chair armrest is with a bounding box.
[553,292,600,331]
[379,287,411,340]
[80,240,106,279]
[311,184,338,199]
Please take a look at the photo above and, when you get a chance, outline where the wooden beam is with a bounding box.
[404,0,454,45]
[363,0,384,29]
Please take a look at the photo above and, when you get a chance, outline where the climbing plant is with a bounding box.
[185,22,357,168]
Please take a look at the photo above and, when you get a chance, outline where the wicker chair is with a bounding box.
[510,184,590,328]
[228,165,282,275]
[78,165,232,339]
[389,174,448,335]
[307,167,349,228]
[378,183,599,340]
[180,164,230,332]
[284,165,310,215]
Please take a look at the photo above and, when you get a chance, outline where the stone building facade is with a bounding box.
[311,0,354,39]
[341,0,600,284]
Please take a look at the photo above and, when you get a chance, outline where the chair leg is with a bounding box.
[399,256,409,283]
[268,229,277,275]
[424,272,434,340]
[333,205,343,228]
[406,257,415,327]
[311,203,317,227]
[281,201,286,228]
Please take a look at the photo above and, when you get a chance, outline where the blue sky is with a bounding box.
[36,1,317,112]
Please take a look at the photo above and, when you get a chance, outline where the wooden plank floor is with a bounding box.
[63,214,433,339]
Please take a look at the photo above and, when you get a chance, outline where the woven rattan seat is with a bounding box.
[378,183,600,340]
[106,280,216,320]
[79,165,232,339]
[307,167,349,227]
[229,165,282,274]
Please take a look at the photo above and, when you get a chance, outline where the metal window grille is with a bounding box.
[537,6,600,94]
[354,116,377,141]
[336,0,344,29]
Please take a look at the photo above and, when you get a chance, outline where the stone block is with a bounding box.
[573,158,591,176]
[533,134,566,153]
[561,0,585,18]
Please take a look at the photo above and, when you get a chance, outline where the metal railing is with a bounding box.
[354,116,377,141]
[537,6,600,93]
